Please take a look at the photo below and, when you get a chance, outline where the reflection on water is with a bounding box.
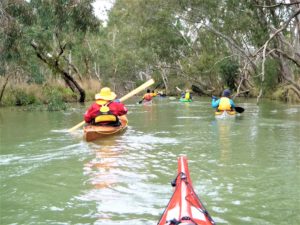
[84,138,120,189]
[215,119,234,163]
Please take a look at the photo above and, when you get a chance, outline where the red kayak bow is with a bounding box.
[157,156,215,225]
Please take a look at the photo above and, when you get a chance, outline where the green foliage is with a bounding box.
[14,89,37,106]
[263,59,280,90]
[27,63,45,84]
[1,0,299,103]
[219,58,239,90]
[43,87,67,111]
[253,59,280,94]
[0,89,16,106]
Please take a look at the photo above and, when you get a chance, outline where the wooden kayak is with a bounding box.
[83,115,128,142]
[157,156,215,225]
[215,110,236,119]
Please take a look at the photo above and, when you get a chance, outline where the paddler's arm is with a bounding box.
[230,99,236,108]
[84,104,97,123]
[211,96,219,108]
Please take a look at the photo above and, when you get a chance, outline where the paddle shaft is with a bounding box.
[68,79,155,132]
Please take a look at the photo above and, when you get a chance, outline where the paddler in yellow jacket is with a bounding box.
[151,90,157,97]
[211,89,235,111]
[181,89,192,100]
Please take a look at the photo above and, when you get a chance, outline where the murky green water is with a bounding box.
[1,97,299,225]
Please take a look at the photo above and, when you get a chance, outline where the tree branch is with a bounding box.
[255,1,300,8]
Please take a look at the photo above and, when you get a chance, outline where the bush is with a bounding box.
[254,59,280,94]
[14,89,36,106]
[219,59,239,90]
[43,87,67,111]
[47,90,67,111]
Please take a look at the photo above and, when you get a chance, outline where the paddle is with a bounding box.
[68,79,155,132]
[176,86,182,92]
[234,106,244,113]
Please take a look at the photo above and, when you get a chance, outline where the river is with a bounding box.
[0,97,299,225]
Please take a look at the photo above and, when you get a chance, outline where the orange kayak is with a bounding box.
[157,156,215,225]
[83,115,128,142]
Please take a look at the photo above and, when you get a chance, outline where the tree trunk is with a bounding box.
[31,40,86,102]
[0,73,11,104]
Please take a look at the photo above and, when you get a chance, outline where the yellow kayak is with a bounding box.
[215,110,236,118]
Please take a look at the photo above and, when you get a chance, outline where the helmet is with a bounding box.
[222,89,231,97]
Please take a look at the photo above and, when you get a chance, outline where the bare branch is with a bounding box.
[273,48,300,67]
[256,8,300,56]
[255,1,300,8]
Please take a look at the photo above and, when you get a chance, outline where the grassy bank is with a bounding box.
[1,77,299,111]
[0,77,101,110]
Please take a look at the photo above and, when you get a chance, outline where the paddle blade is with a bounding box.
[235,106,244,113]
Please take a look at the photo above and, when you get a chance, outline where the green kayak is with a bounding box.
[179,98,192,102]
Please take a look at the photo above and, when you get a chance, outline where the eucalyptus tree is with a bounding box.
[27,0,102,102]
[1,0,102,103]
[173,0,300,101]
[104,0,189,93]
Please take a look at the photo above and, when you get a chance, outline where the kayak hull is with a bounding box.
[179,98,192,102]
[157,156,215,225]
[83,115,128,142]
[143,100,153,105]
[215,110,236,119]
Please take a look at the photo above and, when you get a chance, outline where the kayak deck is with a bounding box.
[83,115,128,142]
[180,98,192,102]
[157,156,215,225]
[215,110,236,119]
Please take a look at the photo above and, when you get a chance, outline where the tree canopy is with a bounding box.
[1,0,299,105]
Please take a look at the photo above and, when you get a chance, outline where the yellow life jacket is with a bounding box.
[94,102,117,123]
[218,97,232,111]
[185,92,190,100]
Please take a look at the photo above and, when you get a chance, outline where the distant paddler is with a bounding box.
[139,89,153,104]
[178,88,192,102]
[212,89,244,116]
[151,90,158,97]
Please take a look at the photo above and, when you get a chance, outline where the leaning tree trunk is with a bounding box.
[0,73,12,104]
[31,40,85,102]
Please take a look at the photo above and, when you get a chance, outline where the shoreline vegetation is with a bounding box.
[1,1,299,109]
[0,77,298,111]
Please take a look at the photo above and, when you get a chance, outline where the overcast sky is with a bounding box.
[92,0,114,22]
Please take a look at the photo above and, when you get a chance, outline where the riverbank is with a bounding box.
[0,77,299,110]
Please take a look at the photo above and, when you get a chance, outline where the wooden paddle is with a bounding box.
[68,79,155,132]
[176,86,182,92]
